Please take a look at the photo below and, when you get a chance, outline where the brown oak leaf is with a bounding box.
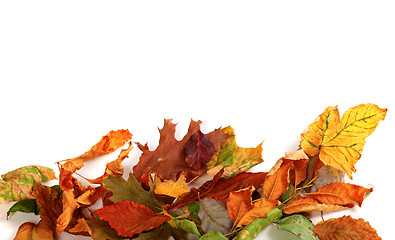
[133,119,230,181]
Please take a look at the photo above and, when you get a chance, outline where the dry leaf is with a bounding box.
[226,186,255,229]
[314,215,381,240]
[155,173,189,198]
[95,200,172,237]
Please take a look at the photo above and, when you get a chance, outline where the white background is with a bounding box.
[1,1,394,239]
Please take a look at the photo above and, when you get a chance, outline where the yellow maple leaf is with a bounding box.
[154,173,189,198]
[301,104,386,178]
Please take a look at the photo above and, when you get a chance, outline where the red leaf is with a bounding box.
[184,130,215,171]
[95,200,171,237]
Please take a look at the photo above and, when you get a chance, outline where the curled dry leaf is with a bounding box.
[58,129,132,190]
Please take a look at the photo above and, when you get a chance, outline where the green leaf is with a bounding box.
[275,215,320,240]
[0,165,56,203]
[102,173,162,211]
[187,201,201,222]
[198,198,233,235]
[133,223,187,240]
[7,199,39,219]
[234,208,283,240]
[172,219,201,237]
[199,231,228,240]
[207,126,264,178]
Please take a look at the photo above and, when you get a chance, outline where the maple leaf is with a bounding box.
[198,198,233,235]
[184,130,215,171]
[133,119,230,181]
[32,183,63,235]
[155,173,189,198]
[314,215,381,240]
[58,129,132,190]
[301,104,386,178]
[0,165,56,203]
[95,200,172,237]
[207,126,264,178]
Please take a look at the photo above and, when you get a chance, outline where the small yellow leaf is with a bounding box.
[155,173,189,198]
[301,104,386,178]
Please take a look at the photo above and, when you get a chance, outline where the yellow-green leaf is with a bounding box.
[207,126,263,178]
[301,104,386,178]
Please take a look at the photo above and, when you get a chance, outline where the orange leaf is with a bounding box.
[155,173,189,198]
[95,200,172,237]
[226,186,255,228]
[56,189,80,233]
[306,182,372,207]
[282,197,346,215]
[237,198,277,228]
[314,215,381,240]
[58,129,132,190]
[282,183,372,214]
[14,221,54,240]
[88,141,133,184]
[262,160,293,200]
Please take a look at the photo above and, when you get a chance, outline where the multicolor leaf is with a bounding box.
[314,215,381,240]
[207,126,264,178]
[301,104,386,178]
[95,200,171,237]
[0,165,56,203]
[233,208,283,240]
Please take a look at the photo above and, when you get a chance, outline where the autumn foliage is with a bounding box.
[1,103,387,240]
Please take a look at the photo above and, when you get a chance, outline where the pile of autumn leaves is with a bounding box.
[1,104,387,240]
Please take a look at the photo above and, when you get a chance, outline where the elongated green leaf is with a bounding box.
[102,174,162,211]
[172,219,201,237]
[275,215,320,240]
[199,231,228,240]
[234,208,282,240]
[0,165,56,203]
